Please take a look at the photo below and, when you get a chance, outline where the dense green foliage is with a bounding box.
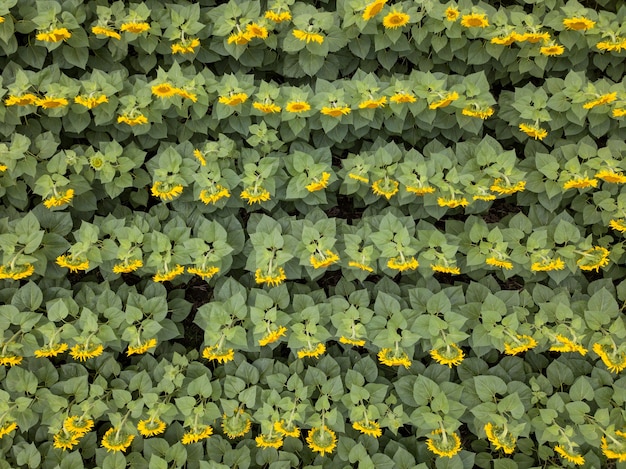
[1,0,626,468]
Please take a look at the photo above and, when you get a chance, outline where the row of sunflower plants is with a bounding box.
[3,132,626,221]
[0,199,622,285]
[0,275,625,466]
[0,0,624,82]
[2,65,625,145]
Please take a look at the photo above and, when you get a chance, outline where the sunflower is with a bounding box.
[151,181,184,201]
[137,418,166,437]
[36,97,69,109]
[437,196,468,208]
[199,186,230,205]
[563,177,598,190]
[445,7,460,21]
[120,22,150,34]
[550,334,587,356]
[222,410,252,439]
[486,256,513,270]
[387,256,419,271]
[91,25,121,40]
[352,420,382,437]
[431,264,461,274]
[70,343,104,361]
[44,188,75,208]
[181,425,213,445]
[274,420,300,438]
[390,91,417,103]
[53,429,81,451]
[256,433,284,448]
[596,169,626,183]
[362,0,388,20]
[460,13,489,28]
[74,94,108,109]
[202,345,235,364]
[255,267,286,287]
[285,101,311,113]
[101,428,134,452]
[359,97,387,109]
[127,338,157,356]
[490,179,526,195]
[305,172,331,192]
[378,348,412,368]
[429,91,459,109]
[539,43,565,56]
[292,29,324,44]
[518,123,548,140]
[265,10,292,23]
[187,266,220,280]
[504,334,537,355]
[4,94,38,106]
[112,259,143,274]
[371,178,399,199]
[0,355,22,367]
[430,344,464,367]
[339,335,367,346]
[426,429,462,458]
[241,186,271,204]
[151,83,178,98]
[576,246,610,272]
[310,250,340,269]
[485,422,516,454]
[554,445,585,465]
[0,422,17,438]
[307,425,337,456]
[320,105,351,117]
[117,114,148,125]
[171,38,200,54]
[153,264,185,282]
[0,263,35,280]
[36,28,72,42]
[382,11,410,29]
[253,102,281,113]
[563,17,595,31]
[56,254,88,272]
[259,326,288,346]
[593,343,626,374]
[218,92,248,106]
[34,343,68,358]
[297,342,326,359]
[530,257,565,272]
[246,23,269,39]
[64,416,94,436]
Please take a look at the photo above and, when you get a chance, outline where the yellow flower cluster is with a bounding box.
[137,418,166,437]
[101,427,134,452]
[306,425,337,456]
[151,83,197,102]
[426,429,462,458]
[0,263,35,280]
[485,422,516,454]
[310,250,340,269]
[430,344,464,367]
[297,342,326,359]
[593,343,626,373]
[36,28,72,42]
[53,416,94,450]
[181,425,213,445]
[255,267,287,286]
[378,348,412,368]
[550,335,587,355]
[202,345,235,364]
[504,334,537,355]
